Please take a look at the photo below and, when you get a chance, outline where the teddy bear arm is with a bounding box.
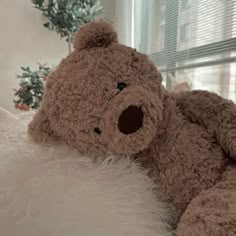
[176,167,236,236]
[28,109,60,143]
[174,90,236,159]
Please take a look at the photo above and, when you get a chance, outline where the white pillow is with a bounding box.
[0,109,173,236]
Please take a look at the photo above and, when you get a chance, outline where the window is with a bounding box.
[181,0,190,10]
[160,11,165,22]
[160,25,165,50]
[133,0,236,101]
[180,24,190,42]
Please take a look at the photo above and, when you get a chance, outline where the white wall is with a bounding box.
[101,0,115,23]
[0,0,115,114]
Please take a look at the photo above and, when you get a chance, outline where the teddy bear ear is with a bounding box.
[73,21,118,51]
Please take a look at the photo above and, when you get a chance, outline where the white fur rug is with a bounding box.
[0,109,173,236]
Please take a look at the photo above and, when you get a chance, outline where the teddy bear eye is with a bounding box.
[94,127,102,135]
[117,82,127,91]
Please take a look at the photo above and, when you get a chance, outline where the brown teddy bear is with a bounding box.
[28,21,236,235]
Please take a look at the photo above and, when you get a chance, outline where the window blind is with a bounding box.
[133,0,236,100]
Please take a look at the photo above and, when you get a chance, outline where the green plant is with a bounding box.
[14,0,103,111]
[14,64,52,110]
[32,0,103,53]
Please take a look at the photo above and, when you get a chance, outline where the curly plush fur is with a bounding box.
[28,21,236,235]
[0,111,172,236]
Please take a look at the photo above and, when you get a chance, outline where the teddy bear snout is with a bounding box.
[102,85,163,155]
[118,106,144,135]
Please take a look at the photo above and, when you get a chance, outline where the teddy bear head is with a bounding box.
[28,21,165,157]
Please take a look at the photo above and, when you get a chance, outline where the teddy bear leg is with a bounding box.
[176,166,236,236]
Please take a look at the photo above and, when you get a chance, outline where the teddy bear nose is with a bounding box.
[118,106,144,135]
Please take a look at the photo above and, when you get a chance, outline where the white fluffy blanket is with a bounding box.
[0,109,172,236]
